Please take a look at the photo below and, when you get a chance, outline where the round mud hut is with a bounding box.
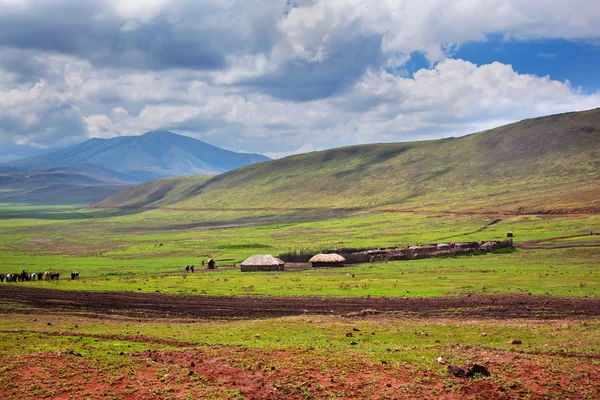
[240,255,285,272]
[309,253,346,268]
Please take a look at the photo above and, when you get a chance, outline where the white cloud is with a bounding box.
[0,0,599,160]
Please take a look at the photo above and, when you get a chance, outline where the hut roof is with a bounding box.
[241,255,285,267]
[308,253,346,263]
[207,258,215,262]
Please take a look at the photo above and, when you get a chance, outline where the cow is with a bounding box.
[6,273,17,282]
[50,272,60,281]
[18,270,29,282]
[44,271,51,281]
[37,272,44,281]
[0,273,5,282]
[71,272,79,280]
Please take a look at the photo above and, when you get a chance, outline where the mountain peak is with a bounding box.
[6,131,271,182]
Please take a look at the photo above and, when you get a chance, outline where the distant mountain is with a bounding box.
[97,108,600,214]
[6,131,271,182]
[2,131,270,204]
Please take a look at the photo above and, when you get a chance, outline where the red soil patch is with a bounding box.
[3,345,598,399]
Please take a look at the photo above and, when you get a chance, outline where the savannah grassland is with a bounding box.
[1,200,600,399]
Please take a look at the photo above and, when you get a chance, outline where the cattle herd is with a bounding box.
[0,271,80,283]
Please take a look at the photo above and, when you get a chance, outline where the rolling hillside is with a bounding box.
[1,165,137,205]
[6,130,270,181]
[96,109,600,214]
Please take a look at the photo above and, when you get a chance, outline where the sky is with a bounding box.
[0,0,599,161]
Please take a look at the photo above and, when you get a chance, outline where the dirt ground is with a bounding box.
[2,287,600,399]
[2,286,599,320]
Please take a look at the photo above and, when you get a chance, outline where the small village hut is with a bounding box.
[309,253,346,268]
[507,231,514,238]
[240,255,285,272]
[207,258,216,269]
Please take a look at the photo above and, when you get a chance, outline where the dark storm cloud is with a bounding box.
[244,32,385,101]
[0,1,386,102]
[0,0,283,74]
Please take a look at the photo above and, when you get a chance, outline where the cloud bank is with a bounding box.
[1,0,599,160]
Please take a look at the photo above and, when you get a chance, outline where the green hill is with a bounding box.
[94,175,214,208]
[96,109,600,214]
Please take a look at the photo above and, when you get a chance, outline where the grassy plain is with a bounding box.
[1,203,599,297]
[1,200,599,399]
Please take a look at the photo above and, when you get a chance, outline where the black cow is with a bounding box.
[50,272,60,281]
[0,273,5,282]
[71,272,79,280]
[37,272,44,281]
[18,270,29,282]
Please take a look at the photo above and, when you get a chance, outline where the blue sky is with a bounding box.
[0,0,599,161]
[455,37,600,93]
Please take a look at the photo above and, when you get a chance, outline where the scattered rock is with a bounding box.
[386,383,392,388]
[353,327,361,332]
[345,332,353,337]
[448,365,466,377]
[190,361,195,367]
[465,363,490,377]
[254,334,261,339]
[47,322,52,326]
[448,363,490,378]
[481,332,487,336]
[437,356,445,364]
[511,339,522,345]
[350,341,358,345]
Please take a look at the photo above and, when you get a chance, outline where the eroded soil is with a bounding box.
[1,286,600,320]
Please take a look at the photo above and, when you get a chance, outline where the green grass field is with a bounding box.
[1,203,599,297]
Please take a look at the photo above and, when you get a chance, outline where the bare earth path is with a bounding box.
[1,286,599,320]
[515,234,600,249]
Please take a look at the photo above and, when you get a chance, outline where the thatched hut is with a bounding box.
[309,253,345,268]
[207,258,216,269]
[507,231,513,238]
[240,255,285,272]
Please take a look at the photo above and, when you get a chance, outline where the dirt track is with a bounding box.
[2,286,599,320]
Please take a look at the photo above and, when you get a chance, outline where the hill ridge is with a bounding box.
[97,108,600,214]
